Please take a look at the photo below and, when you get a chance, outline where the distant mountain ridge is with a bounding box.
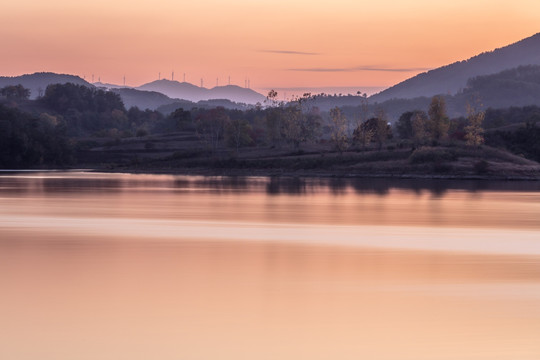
[0,72,93,99]
[371,33,540,102]
[338,65,540,122]
[137,79,266,104]
[0,72,266,110]
[110,87,251,113]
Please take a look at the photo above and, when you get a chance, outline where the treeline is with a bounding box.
[0,83,166,167]
[40,83,167,136]
[2,83,540,168]
[0,104,72,167]
[169,94,484,154]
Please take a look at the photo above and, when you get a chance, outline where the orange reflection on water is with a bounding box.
[1,172,540,360]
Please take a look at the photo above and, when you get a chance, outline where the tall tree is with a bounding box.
[374,108,390,150]
[411,111,429,146]
[195,107,228,154]
[464,103,485,147]
[396,111,425,139]
[428,96,449,142]
[329,107,349,154]
[225,117,253,153]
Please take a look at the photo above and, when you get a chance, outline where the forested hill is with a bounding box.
[331,65,540,122]
[456,65,540,109]
[370,33,540,102]
[0,72,93,99]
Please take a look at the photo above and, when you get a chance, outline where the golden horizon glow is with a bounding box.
[1,0,539,93]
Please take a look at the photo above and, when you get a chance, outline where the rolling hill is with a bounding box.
[110,88,189,111]
[137,79,266,104]
[109,87,254,113]
[371,32,540,102]
[0,72,93,99]
[334,65,540,122]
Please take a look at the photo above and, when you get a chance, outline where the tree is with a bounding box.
[281,103,304,149]
[355,93,370,136]
[170,108,192,130]
[225,117,253,153]
[195,107,229,154]
[280,99,320,150]
[329,107,349,153]
[264,90,283,147]
[266,89,278,106]
[0,85,30,100]
[0,104,72,167]
[411,111,430,146]
[353,119,375,150]
[266,108,282,147]
[374,108,390,150]
[428,96,449,142]
[397,111,426,139]
[464,103,485,147]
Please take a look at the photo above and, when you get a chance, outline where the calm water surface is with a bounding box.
[1,172,540,360]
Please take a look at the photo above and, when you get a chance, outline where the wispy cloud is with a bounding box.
[258,49,321,56]
[288,66,431,72]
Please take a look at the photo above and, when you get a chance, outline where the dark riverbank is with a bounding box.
[95,145,540,181]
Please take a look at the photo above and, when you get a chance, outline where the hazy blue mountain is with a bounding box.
[94,82,129,90]
[206,85,266,104]
[0,72,93,99]
[156,98,252,115]
[110,88,185,110]
[370,33,540,102]
[137,79,266,104]
[108,87,253,113]
[137,80,208,102]
[336,65,540,122]
[454,65,540,110]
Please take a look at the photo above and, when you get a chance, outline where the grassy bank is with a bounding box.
[79,134,540,180]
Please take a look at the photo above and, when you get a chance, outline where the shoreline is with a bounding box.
[2,166,540,181]
[94,166,540,181]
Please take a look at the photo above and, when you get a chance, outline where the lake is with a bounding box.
[1,172,540,360]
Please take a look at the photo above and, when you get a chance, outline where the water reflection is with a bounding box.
[2,171,540,197]
[1,172,540,360]
[267,176,307,195]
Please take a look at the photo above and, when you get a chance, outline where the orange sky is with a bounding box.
[1,0,539,95]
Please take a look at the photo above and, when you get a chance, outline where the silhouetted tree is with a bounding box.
[0,85,30,100]
[396,110,426,139]
[225,117,253,153]
[428,96,449,142]
[374,108,390,150]
[329,107,349,154]
[195,107,228,154]
[411,111,430,146]
[170,108,192,130]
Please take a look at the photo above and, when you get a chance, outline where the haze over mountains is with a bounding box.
[2,32,540,117]
[0,72,93,99]
[136,79,266,104]
[371,32,540,102]
[0,73,267,109]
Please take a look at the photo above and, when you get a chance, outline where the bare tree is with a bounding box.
[195,108,229,154]
[374,107,389,150]
[329,107,349,154]
[225,117,253,153]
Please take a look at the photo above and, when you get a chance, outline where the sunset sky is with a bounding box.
[1,0,539,95]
